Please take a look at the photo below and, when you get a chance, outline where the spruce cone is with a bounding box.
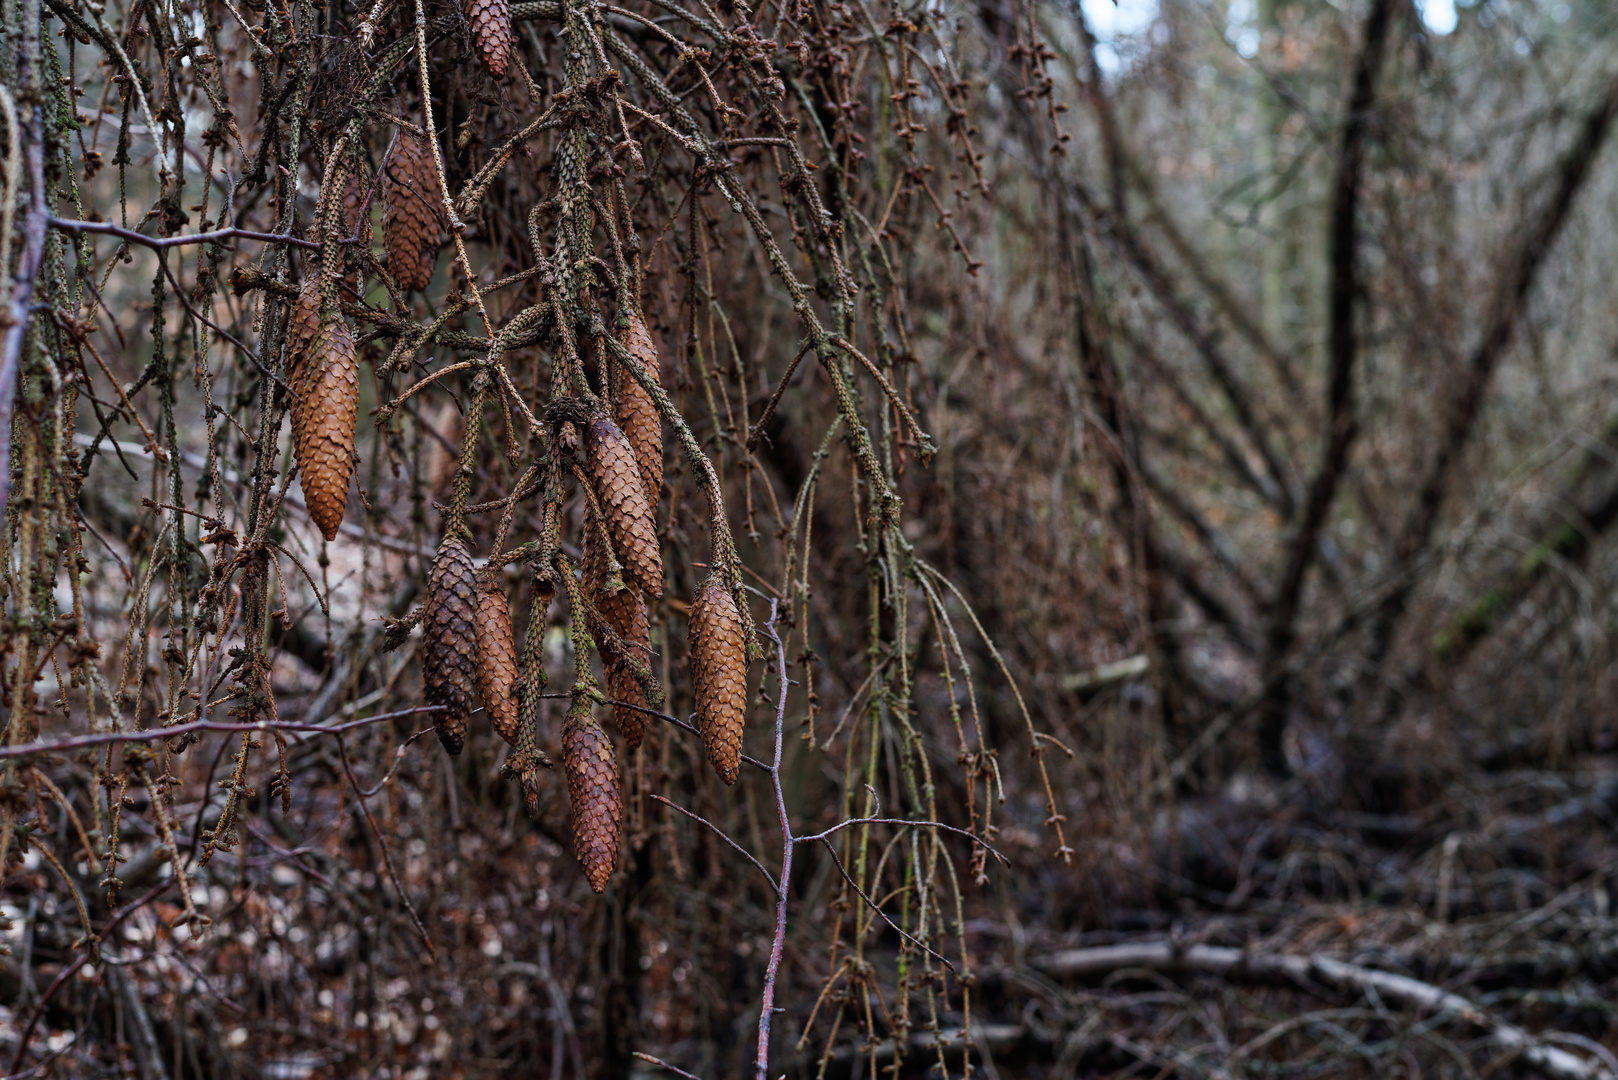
[606,661,648,750]
[474,573,520,745]
[424,537,479,754]
[689,577,747,784]
[340,172,365,287]
[616,314,663,506]
[384,131,442,293]
[584,416,663,599]
[287,281,321,371]
[286,283,321,485]
[583,521,653,749]
[563,709,621,893]
[581,516,638,638]
[292,317,358,541]
[467,0,513,77]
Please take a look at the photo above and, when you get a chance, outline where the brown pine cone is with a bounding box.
[616,314,663,507]
[287,280,321,372]
[606,661,648,750]
[424,537,479,754]
[580,516,638,637]
[341,171,364,234]
[583,416,663,599]
[467,0,513,77]
[292,317,358,541]
[340,172,365,287]
[286,283,321,482]
[563,709,621,893]
[582,521,653,749]
[383,131,442,293]
[473,572,520,745]
[689,577,747,784]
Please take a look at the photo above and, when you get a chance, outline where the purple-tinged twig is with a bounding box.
[634,1052,706,1080]
[0,706,445,762]
[47,215,324,251]
[754,599,793,1080]
[796,817,1009,866]
[660,600,978,1079]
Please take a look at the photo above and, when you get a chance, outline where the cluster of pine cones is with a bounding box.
[277,0,754,892]
[287,283,748,892]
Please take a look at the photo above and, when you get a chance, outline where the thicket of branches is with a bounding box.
[3,0,1618,1075]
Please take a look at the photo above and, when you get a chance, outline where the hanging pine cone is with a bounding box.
[606,661,648,750]
[581,515,637,637]
[474,572,520,745]
[383,130,442,293]
[340,171,365,287]
[467,0,513,78]
[583,415,663,599]
[616,313,663,507]
[341,171,365,235]
[563,708,621,893]
[286,282,321,488]
[583,521,654,749]
[424,537,479,754]
[287,280,321,370]
[689,576,747,784]
[291,317,358,542]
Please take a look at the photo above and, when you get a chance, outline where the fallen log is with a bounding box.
[1035,941,1614,1080]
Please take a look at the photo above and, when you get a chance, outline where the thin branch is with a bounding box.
[337,733,436,959]
[795,816,1008,865]
[633,1053,707,1080]
[755,601,793,1080]
[48,215,324,251]
[650,794,779,896]
[813,836,955,973]
[0,706,445,762]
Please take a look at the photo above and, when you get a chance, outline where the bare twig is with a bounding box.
[650,794,779,895]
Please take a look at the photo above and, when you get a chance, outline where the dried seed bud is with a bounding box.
[474,573,520,745]
[689,577,747,784]
[467,0,513,77]
[292,317,358,541]
[383,130,443,293]
[557,420,579,458]
[616,314,663,507]
[563,709,621,892]
[424,537,479,754]
[584,416,663,599]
